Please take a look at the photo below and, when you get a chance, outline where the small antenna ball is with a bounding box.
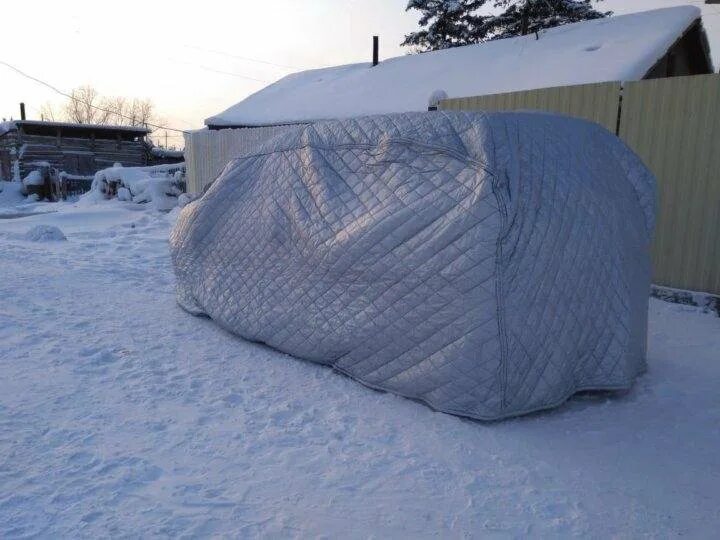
[427,89,448,111]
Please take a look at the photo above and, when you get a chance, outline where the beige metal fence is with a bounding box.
[184,125,297,194]
[440,76,720,295]
[619,75,720,295]
[440,82,621,133]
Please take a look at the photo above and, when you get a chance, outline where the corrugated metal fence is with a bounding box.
[619,75,720,296]
[440,75,720,295]
[440,81,621,133]
[184,125,297,194]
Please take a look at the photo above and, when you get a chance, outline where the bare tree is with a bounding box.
[124,98,154,127]
[104,96,127,125]
[39,102,59,121]
[42,85,157,127]
[64,85,113,125]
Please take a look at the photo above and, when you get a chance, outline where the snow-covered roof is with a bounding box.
[17,120,150,134]
[207,6,704,127]
[0,120,150,135]
[0,121,15,136]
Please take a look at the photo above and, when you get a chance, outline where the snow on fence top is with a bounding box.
[207,6,702,128]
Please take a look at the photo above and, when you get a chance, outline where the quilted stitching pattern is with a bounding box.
[170,111,655,420]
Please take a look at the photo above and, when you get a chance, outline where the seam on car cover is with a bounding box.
[492,170,511,411]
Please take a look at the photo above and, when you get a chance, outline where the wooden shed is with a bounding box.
[0,120,149,181]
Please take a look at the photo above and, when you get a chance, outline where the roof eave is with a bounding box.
[15,120,151,134]
[205,120,311,130]
[642,17,714,79]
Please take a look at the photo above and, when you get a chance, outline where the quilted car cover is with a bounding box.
[171,112,656,420]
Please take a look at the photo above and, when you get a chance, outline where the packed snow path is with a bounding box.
[1,202,718,537]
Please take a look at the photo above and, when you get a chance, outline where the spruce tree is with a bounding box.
[479,0,611,41]
[403,0,611,51]
[401,1,488,52]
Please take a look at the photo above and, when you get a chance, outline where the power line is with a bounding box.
[183,44,302,71]
[0,59,190,134]
[61,25,284,85]
[168,58,271,82]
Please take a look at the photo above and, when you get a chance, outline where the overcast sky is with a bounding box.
[1,0,716,145]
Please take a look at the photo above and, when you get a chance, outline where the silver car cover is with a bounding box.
[170,112,655,420]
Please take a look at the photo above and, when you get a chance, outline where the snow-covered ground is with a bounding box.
[1,196,718,537]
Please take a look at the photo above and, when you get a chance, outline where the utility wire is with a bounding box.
[61,25,285,84]
[0,59,190,134]
[182,44,301,71]
[168,58,271,82]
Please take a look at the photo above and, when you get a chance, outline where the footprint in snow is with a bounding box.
[73,349,119,374]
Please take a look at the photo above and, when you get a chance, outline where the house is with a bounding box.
[184,5,712,194]
[0,120,150,182]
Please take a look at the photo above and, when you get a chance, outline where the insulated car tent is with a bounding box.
[171,111,655,420]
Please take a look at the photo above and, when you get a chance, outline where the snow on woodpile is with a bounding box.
[207,6,702,127]
[84,163,186,211]
[21,170,44,188]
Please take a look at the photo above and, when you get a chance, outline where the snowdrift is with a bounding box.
[171,112,656,420]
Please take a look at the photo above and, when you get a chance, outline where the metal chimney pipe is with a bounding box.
[373,36,379,66]
[20,102,26,120]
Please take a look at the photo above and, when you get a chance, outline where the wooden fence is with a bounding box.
[440,75,720,295]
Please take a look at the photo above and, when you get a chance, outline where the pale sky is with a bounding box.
[0,0,418,145]
[1,1,715,147]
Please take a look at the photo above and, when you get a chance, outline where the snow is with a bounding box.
[427,88,448,108]
[58,172,93,181]
[652,284,720,316]
[0,180,25,208]
[22,170,44,187]
[23,224,67,242]
[177,192,195,208]
[0,120,16,136]
[603,0,720,67]
[84,163,186,212]
[16,119,149,134]
[207,6,702,127]
[0,199,718,537]
[150,146,184,159]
